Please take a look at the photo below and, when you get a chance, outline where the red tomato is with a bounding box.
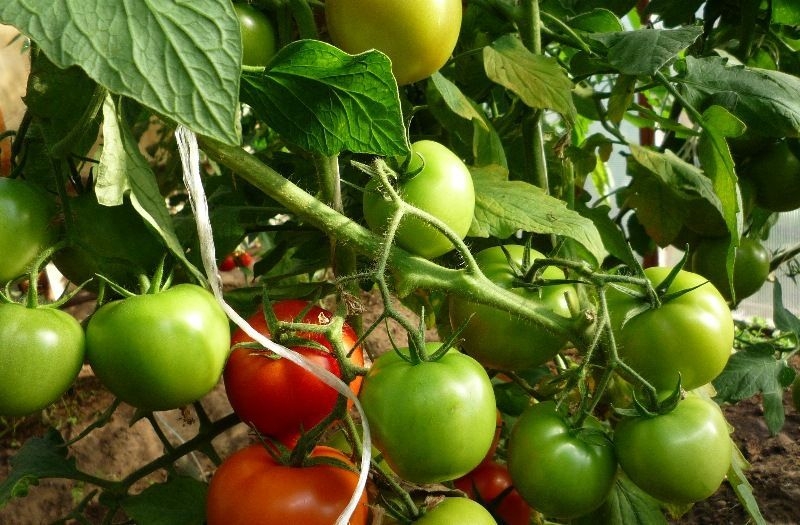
[206,444,369,525]
[223,300,364,445]
[218,254,236,272]
[453,461,533,525]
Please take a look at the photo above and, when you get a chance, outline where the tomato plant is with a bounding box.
[205,444,369,525]
[742,140,800,212]
[507,401,617,519]
[614,395,732,504]
[413,497,496,524]
[325,0,462,86]
[358,343,496,483]
[453,460,532,525]
[233,3,278,68]
[691,237,771,304]
[0,303,85,416]
[0,177,56,283]
[223,299,364,445]
[606,267,734,392]
[85,284,231,411]
[449,244,577,370]
[362,140,474,259]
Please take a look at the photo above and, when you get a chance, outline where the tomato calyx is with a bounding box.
[614,374,683,418]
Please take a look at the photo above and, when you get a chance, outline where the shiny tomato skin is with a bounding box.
[223,300,364,446]
[606,267,734,392]
[454,460,532,525]
[0,177,56,283]
[507,401,617,519]
[613,395,732,504]
[233,3,278,67]
[86,284,231,411]
[691,237,770,304]
[358,344,497,484]
[0,303,85,417]
[449,244,576,371]
[413,497,497,524]
[363,140,474,259]
[325,0,462,86]
[205,444,369,525]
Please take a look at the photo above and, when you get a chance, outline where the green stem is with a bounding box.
[655,72,705,128]
[519,0,549,192]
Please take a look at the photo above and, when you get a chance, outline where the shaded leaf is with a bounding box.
[728,441,768,525]
[121,476,207,525]
[241,40,408,156]
[430,73,488,130]
[588,26,703,75]
[575,474,667,525]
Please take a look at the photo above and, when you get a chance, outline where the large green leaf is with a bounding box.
[241,40,408,156]
[587,26,703,76]
[483,35,577,123]
[575,474,667,525]
[0,0,241,145]
[121,476,207,525]
[469,166,605,265]
[678,56,800,137]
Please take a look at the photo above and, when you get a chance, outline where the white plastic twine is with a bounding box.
[175,127,371,525]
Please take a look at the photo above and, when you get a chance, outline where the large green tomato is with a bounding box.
[325,0,462,86]
[507,401,617,519]
[233,3,278,67]
[86,284,230,411]
[53,191,165,291]
[614,395,732,504]
[358,343,496,484]
[691,237,770,304]
[0,303,85,416]
[363,140,474,259]
[743,140,800,212]
[449,245,576,371]
[0,177,56,283]
[606,267,734,392]
[413,497,496,524]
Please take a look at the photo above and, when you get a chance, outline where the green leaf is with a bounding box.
[0,0,241,145]
[713,345,791,435]
[241,40,408,156]
[773,280,800,336]
[430,73,488,130]
[728,441,768,525]
[469,166,605,265]
[483,35,577,122]
[645,0,706,27]
[568,9,624,33]
[773,0,800,26]
[574,474,667,525]
[588,26,703,76]
[575,201,638,269]
[0,429,83,507]
[678,56,800,138]
[572,0,637,17]
[121,476,207,525]
[97,95,204,284]
[607,74,636,125]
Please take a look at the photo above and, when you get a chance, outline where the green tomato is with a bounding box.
[0,303,85,417]
[233,3,278,68]
[358,343,496,484]
[606,267,734,392]
[507,401,617,519]
[53,191,165,291]
[743,140,800,212]
[614,395,732,504]
[449,245,576,371]
[0,177,57,283]
[325,0,462,86]
[414,497,497,524]
[363,140,474,259]
[86,284,230,411]
[691,237,771,304]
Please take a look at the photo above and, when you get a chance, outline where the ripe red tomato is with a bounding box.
[453,461,532,525]
[218,254,236,272]
[206,444,369,525]
[223,300,364,445]
[325,0,463,85]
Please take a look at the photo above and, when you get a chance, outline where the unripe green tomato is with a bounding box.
[0,304,85,417]
[691,237,770,303]
[743,140,800,212]
[234,3,278,68]
[413,497,497,524]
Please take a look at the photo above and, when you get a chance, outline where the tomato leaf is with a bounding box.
[587,26,703,76]
[0,0,240,145]
[241,40,408,157]
[727,440,769,525]
[469,166,605,265]
[483,35,577,123]
[429,73,489,131]
[644,0,706,27]
[574,473,667,525]
[712,343,792,435]
[772,0,800,26]
[0,429,84,507]
[772,280,800,337]
[677,56,800,138]
[120,476,207,525]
